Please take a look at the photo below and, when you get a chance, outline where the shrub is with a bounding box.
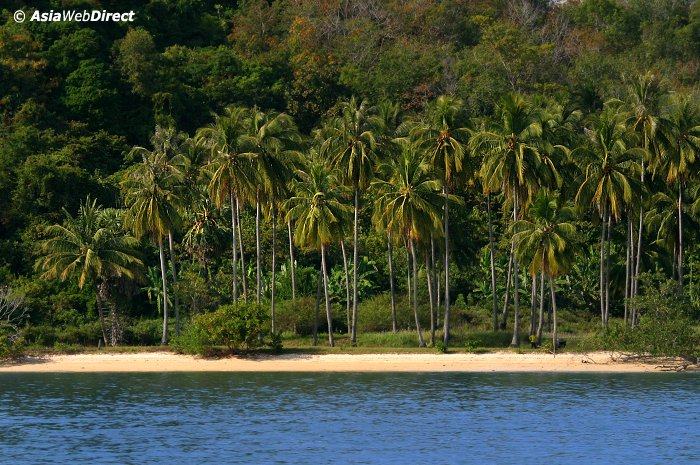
[22,325,58,346]
[172,302,273,355]
[0,333,25,360]
[126,319,163,345]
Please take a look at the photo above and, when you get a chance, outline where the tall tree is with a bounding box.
[411,95,470,346]
[324,97,378,344]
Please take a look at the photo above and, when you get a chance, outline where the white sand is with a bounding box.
[0,351,681,373]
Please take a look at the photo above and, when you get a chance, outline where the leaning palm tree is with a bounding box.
[121,144,182,344]
[512,192,576,354]
[575,106,643,326]
[372,140,451,347]
[285,157,351,347]
[196,106,255,302]
[409,95,469,346]
[36,198,143,346]
[474,93,556,346]
[323,96,378,344]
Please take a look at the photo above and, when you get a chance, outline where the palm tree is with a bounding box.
[196,106,254,303]
[512,192,576,353]
[622,73,666,301]
[410,95,469,346]
[575,107,643,326]
[121,141,182,344]
[475,93,556,346]
[655,95,700,286]
[372,140,450,347]
[241,108,299,324]
[285,158,351,347]
[324,96,378,344]
[36,198,143,346]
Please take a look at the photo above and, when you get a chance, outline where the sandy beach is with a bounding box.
[0,351,685,373]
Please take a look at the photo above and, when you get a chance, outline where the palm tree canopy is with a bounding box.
[284,155,352,250]
[121,134,184,240]
[372,140,457,244]
[35,198,143,289]
[512,192,577,278]
[323,96,378,190]
[196,105,257,208]
[656,95,700,185]
[574,106,644,221]
[475,93,557,203]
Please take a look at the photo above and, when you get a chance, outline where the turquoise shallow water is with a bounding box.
[0,372,698,464]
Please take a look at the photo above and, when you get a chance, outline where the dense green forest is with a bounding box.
[1,0,699,357]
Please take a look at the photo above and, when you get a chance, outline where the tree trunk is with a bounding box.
[536,272,545,345]
[271,205,277,334]
[255,193,261,304]
[168,232,181,336]
[230,189,239,301]
[487,194,498,332]
[500,244,514,329]
[624,217,631,324]
[442,187,451,345]
[410,238,425,347]
[425,251,435,346]
[341,240,351,335]
[236,197,248,303]
[288,220,296,300]
[95,282,109,347]
[678,182,684,287]
[158,236,169,345]
[633,160,645,300]
[510,194,520,347]
[405,241,412,309]
[313,269,321,346]
[604,211,612,325]
[529,273,537,338]
[549,276,558,356]
[387,234,397,333]
[320,244,334,347]
[599,207,607,327]
[350,188,359,344]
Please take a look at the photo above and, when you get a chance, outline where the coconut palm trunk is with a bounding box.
[387,234,397,333]
[624,217,631,324]
[341,240,351,335]
[168,232,181,336]
[95,281,109,346]
[320,244,334,347]
[255,192,261,304]
[500,244,514,329]
[158,235,170,344]
[351,188,359,344]
[510,195,521,347]
[599,207,607,327]
[288,220,296,300]
[271,206,277,334]
[442,188,451,345]
[236,198,248,302]
[536,272,545,345]
[313,270,321,346]
[430,236,438,339]
[604,211,612,325]
[409,238,426,347]
[529,273,537,338]
[229,189,239,301]
[549,276,558,356]
[678,182,684,287]
[487,194,498,332]
[425,251,435,346]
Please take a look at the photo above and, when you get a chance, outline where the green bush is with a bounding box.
[357,293,416,332]
[55,321,102,345]
[275,297,317,335]
[172,302,274,355]
[600,277,700,361]
[0,332,25,360]
[126,319,163,345]
[170,323,213,356]
[22,325,58,346]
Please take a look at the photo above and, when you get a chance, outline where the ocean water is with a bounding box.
[0,372,698,464]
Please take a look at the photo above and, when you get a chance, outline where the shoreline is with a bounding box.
[1,351,692,373]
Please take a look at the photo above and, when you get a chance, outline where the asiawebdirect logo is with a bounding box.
[13,9,135,23]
